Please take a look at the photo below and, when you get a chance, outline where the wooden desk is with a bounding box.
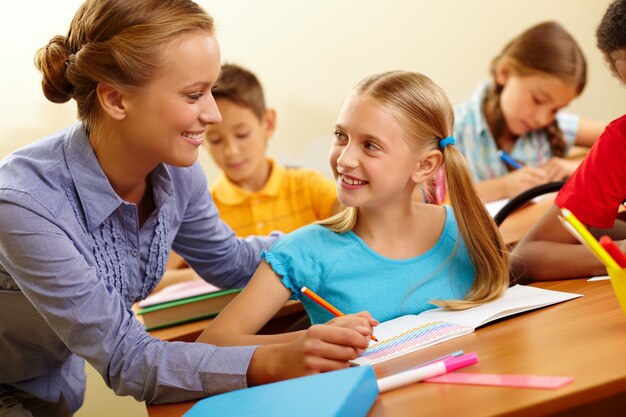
[147,278,626,417]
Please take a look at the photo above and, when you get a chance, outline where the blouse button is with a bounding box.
[130,248,139,257]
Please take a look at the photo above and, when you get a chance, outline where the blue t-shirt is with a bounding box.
[262,205,475,324]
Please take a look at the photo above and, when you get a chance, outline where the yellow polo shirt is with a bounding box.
[211,160,337,237]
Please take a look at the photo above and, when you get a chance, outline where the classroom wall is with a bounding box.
[0,1,621,416]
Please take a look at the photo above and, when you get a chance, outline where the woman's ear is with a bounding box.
[411,150,443,184]
[96,83,127,120]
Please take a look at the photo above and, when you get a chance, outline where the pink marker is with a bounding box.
[377,352,478,392]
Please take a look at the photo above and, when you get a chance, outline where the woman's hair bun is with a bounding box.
[34,35,74,103]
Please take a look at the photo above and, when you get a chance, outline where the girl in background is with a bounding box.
[198,71,509,348]
[451,21,605,203]
[512,0,626,281]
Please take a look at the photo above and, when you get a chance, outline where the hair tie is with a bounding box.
[439,136,455,150]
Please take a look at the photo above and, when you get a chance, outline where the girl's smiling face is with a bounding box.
[329,93,422,210]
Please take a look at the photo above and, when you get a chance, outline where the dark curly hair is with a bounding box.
[596,0,626,78]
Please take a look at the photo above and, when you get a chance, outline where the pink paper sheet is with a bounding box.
[425,373,574,389]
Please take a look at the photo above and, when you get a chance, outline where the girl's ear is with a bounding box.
[411,150,443,184]
[495,59,512,86]
[96,83,127,120]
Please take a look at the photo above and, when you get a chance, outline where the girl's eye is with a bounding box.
[532,95,544,105]
[187,93,204,102]
[236,131,251,140]
[364,141,379,151]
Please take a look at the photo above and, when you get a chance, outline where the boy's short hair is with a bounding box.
[597,0,626,73]
[213,64,266,120]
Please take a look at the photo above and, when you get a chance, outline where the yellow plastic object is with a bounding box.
[607,266,626,315]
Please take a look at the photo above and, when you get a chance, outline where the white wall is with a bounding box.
[2,1,624,180]
[0,1,622,415]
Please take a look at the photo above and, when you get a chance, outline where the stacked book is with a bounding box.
[137,279,241,331]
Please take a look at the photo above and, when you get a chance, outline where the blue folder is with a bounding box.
[184,365,379,417]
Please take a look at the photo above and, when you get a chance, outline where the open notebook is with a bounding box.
[353,285,581,366]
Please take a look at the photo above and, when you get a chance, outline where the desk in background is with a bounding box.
[146,278,626,417]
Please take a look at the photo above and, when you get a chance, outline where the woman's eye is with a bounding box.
[334,131,347,141]
[207,137,221,145]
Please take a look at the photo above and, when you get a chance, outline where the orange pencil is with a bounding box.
[300,286,378,342]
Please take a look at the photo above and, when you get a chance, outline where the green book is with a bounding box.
[137,280,241,331]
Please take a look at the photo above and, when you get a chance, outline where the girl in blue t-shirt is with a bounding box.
[198,71,509,364]
[451,21,605,203]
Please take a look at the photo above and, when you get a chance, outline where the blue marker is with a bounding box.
[497,149,523,170]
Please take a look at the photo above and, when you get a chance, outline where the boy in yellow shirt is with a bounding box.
[163,64,337,276]
[207,64,338,236]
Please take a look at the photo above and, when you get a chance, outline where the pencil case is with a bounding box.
[607,266,626,315]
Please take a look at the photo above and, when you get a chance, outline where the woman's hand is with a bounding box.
[246,322,372,386]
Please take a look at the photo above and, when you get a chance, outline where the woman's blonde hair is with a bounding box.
[320,71,509,310]
[485,21,587,157]
[34,0,214,132]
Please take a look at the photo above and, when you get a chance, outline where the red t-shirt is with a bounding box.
[555,114,626,228]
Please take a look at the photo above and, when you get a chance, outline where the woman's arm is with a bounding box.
[511,204,608,281]
[0,199,257,403]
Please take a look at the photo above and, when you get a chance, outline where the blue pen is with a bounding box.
[497,149,523,170]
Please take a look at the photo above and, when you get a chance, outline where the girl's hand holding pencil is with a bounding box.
[326,312,379,353]
[301,286,379,342]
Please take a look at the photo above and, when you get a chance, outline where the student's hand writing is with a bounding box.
[326,311,378,354]
[541,157,578,181]
[326,312,378,332]
[503,166,548,197]
[246,324,372,386]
